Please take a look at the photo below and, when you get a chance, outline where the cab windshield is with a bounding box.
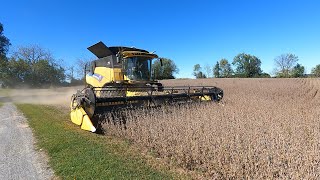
[123,57,152,81]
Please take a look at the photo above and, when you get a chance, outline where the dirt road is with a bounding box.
[0,103,53,180]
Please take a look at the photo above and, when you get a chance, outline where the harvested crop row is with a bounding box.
[102,78,320,179]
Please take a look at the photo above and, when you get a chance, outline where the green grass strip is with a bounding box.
[17,104,175,179]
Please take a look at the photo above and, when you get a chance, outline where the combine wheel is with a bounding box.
[83,88,96,118]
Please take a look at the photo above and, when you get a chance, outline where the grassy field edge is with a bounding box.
[16,104,180,179]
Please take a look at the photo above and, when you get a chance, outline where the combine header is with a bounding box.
[70,42,223,132]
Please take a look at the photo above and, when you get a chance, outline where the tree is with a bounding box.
[193,64,206,78]
[152,58,178,80]
[7,45,65,87]
[7,57,65,87]
[6,58,33,87]
[219,59,233,78]
[197,72,206,78]
[13,45,54,65]
[0,57,9,84]
[213,61,220,78]
[274,53,299,78]
[232,53,262,78]
[33,59,65,86]
[311,64,320,77]
[0,22,11,57]
[260,73,271,78]
[66,66,75,82]
[73,57,93,79]
[193,64,201,72]
[204,63,212,78]
[291,63,305,78]
[0,22,11,86]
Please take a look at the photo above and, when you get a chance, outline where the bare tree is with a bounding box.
[13,44,53,65]
[204,63,212,78]
[274,53,299,77]
[75,57,94,79]
[65,66,75,82]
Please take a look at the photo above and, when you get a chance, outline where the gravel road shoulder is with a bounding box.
[0,103,54,180]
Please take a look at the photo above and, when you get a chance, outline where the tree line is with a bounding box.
[193,53,320,79]
[1,21,320,88]
[0,23,66,88]
[0,22,179,88]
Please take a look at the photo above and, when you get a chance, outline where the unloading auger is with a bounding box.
[70,42,223,132]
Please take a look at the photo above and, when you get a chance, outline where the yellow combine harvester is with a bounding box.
[70,41,223,132]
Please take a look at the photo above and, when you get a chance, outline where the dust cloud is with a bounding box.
[0,86,83,108]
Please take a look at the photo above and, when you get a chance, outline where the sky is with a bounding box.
[1,0,319,78]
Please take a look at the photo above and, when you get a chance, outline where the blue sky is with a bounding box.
[1,0,319,78]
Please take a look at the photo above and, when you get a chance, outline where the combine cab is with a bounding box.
[70,42,223,132]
